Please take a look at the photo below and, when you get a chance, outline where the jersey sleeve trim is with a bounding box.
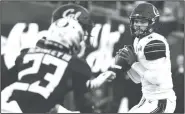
[144,40,166,60]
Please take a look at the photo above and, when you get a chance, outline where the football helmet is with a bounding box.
[129,3,160,38]
[47,4,93,55]
[51,3,94,41]
[47,17,85,55]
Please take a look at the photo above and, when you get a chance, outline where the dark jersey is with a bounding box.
[5,47,92,113]
[1,55,18,90]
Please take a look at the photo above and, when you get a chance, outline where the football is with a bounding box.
[115,53,130,72]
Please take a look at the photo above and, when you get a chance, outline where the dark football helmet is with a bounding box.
[51,3,94,41]
[129,2,160,38]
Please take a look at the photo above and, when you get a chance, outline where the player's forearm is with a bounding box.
[127,69,141,83]
[86,76,107,89]
[131,62,161,84]
[86,71,116,89]
[131,62,146,77]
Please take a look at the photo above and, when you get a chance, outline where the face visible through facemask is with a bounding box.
[133,18,149,37]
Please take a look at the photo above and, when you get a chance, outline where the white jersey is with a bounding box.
[127,32,176,101]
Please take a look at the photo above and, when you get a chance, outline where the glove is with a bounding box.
[118,45,137,66]
[115,46,134,72]
[115,53,128,67]
[86,71,116,89]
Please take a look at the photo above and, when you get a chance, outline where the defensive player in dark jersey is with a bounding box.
[1,4,115,113]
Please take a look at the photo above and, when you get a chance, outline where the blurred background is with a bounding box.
[1,1,184,113]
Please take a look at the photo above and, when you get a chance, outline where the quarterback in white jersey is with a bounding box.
[116,3,176,113]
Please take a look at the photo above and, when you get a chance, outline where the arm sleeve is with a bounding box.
[131,61,166,85]
[70,57,92,92]
[127,68,141,84]
[144,40,166,60]
[130,39,168,84]
[69,57,93,112]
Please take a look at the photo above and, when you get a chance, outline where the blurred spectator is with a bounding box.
[148,1,164,12]
[167,31,184,69]
[85,84,112,113]
[172,55,184,113]
[120,1,147,17]
[75,1,89,9]
[157,1,183,37]
[160,1,184,22]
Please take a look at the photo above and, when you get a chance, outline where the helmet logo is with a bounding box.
[63,9,82,20]
[153,7,160,17]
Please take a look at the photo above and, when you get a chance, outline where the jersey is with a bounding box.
[133,32,171,70]
[1,46,92,113]
[1,54,18,90]
[127,32,176,101]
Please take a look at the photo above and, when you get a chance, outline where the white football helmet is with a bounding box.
[46,4,93,55]
[47,17,85,55]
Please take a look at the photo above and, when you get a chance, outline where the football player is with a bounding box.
[116,3,176,113]
[1,4,115,113]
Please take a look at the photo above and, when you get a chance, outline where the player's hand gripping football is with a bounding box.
[117,45,137,66]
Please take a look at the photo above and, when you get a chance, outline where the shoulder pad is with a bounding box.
[149,33,166,41]
[144,40,166,60]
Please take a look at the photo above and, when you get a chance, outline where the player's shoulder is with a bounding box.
[145,32,169,48]
[146,32,167,43]
[150,32,164,38]
[143,33,167,60]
